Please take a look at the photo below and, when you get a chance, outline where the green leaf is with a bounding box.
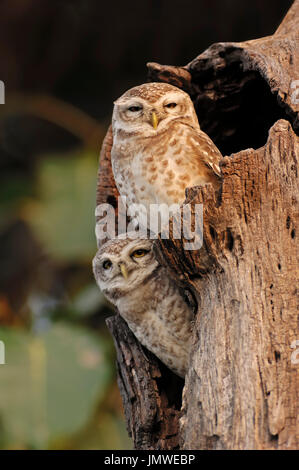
[22,151,98,262]
[0,323,112,449]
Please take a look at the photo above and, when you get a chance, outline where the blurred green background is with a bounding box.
[0,0,292,450]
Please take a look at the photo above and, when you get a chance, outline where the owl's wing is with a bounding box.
[188,127,222,178]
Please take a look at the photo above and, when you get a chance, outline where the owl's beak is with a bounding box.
[119,263,128,279]
[151,111,158,130]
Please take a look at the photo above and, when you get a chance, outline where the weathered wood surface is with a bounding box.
[176,119,299,449]
[106,315,183,450]
[96,0,299,450]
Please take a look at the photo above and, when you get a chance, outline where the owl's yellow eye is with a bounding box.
[165,102,177,109]
[103,259,112,270]
[131,249,149,258]
[128,106,142,112]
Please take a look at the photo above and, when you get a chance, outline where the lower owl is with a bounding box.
[93,234,193,378]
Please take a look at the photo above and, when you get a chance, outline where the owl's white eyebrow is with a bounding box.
[114,98,146,107]
[126,103,143,108]
[99,256,112,264]
[156,92,184,105]
[125,242,151,254]
[129,246,150,254]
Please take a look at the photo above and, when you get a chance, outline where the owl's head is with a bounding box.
[93,234,159,302]
[112,82,199,137]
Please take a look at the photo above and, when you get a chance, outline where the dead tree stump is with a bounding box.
[96,0,299,449]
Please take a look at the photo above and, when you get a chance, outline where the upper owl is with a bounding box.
[111,82,222,227]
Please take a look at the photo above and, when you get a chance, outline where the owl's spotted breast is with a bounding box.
[112,120,222,211]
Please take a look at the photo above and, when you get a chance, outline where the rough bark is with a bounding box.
[172,119,299,449]
[106,315,183,450]
[96,0,299,450]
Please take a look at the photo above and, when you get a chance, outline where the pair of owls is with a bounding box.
[93,82,222,377]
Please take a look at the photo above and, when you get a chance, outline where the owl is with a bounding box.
[93,234,194,378]
[111,82,222,229]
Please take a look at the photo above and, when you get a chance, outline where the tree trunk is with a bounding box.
[96,0,299,450]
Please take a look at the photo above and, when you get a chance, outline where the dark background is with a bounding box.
[0,0,293,450]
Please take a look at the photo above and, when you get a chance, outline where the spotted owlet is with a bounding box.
[111,82,222,228]
[93,234,193,377]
